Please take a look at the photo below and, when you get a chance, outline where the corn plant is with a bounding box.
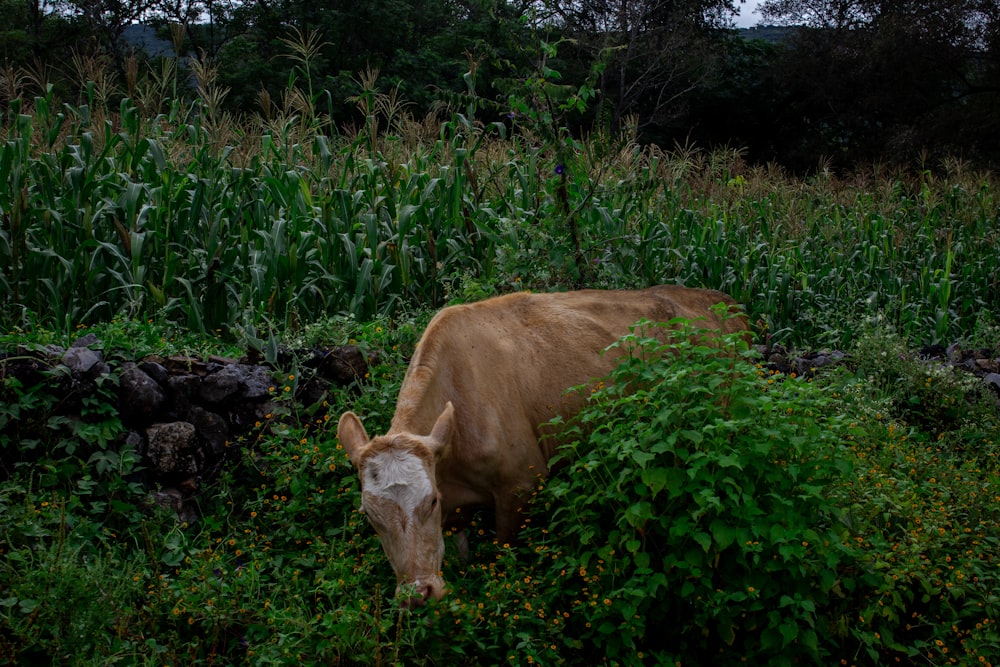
[3,55,1000,346]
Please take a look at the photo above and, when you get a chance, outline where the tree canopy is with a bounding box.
[754,0,1000,166]
[2,0,999,169]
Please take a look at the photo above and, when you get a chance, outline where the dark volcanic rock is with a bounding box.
[314,345,369,384]
[188,405,230,457]
[71,333,100,348]
[241,364,275,399]
[138,360,169,385]
[120,364,167,423]
[146,421,197,474]
[2,338,370,522]
[199,363,243,403]
[61,346,107,378]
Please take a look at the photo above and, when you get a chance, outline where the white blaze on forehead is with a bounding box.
[363,449,433,519]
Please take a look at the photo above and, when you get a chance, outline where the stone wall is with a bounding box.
[2,333,997,522]
[1,334,370,521]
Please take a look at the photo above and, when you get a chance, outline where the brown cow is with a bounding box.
[337,286,747,605]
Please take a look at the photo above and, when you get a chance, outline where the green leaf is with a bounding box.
[779,619,799,646]
[800,628,819,652]
[624,501,654,528]
[640,467,669,495]
[710,520,739,550]
[716,453,743,469]
[680,429,704,445]
[630,448,655,468]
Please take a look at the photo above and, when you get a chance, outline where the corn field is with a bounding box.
[2,86,999,347]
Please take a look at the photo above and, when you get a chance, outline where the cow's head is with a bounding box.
[336,402,455,606]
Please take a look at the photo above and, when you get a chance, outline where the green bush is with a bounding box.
[524,322,860,664]
[849,320,995,435]
[0,353,140,529]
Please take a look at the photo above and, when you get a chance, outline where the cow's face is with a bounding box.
[337,403,455,606]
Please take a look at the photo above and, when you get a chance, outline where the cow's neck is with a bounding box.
[388,363,450,438]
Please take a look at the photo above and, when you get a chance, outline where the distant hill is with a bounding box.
[122,24,174,59]
[738,25,799,43]
[121,22,794,59]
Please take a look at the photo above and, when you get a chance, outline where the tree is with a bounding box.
[212,0,537,119]
[758,0,869,28]
[69,0,159,57]
[758,0,1000,166]
[538,0,743,136]
[1,0,83,67]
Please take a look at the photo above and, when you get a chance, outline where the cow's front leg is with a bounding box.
[453,529,470,560]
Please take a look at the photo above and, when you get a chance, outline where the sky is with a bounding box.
[733,0,765,28]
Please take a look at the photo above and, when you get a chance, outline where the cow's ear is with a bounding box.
[337,412,369,467]
[427,401,455,458]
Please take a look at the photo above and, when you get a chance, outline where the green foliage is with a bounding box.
[0,352,138,519]
[2,35,1000,663]
[4,73,1000,347]
[849,319,994,434]
[758,0,1000,169]
[836,410,1000,665]
[1,316,998,664]
[521,323,858,664]
[0,494,149,664]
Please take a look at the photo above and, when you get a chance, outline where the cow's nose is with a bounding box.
[400,584,432,609]
[398,579,445,608]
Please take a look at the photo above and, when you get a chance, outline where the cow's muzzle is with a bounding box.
[397,575,445,608]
